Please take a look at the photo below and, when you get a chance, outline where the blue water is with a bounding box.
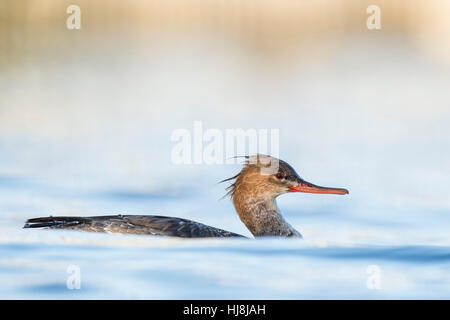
[1,176,449,299]
[1,236,449,299]
[1,236,450,299]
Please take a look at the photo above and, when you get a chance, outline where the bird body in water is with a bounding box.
[24,155,348,238]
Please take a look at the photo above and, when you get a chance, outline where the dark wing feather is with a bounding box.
[24,215,247,238]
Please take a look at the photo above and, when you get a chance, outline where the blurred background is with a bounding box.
[0,0,449,299]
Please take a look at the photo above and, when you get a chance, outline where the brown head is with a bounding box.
[222,155,348,237]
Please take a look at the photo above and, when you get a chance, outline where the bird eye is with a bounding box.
[275,172,284,179]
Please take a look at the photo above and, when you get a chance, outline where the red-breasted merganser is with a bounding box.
[24,155,348,238]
